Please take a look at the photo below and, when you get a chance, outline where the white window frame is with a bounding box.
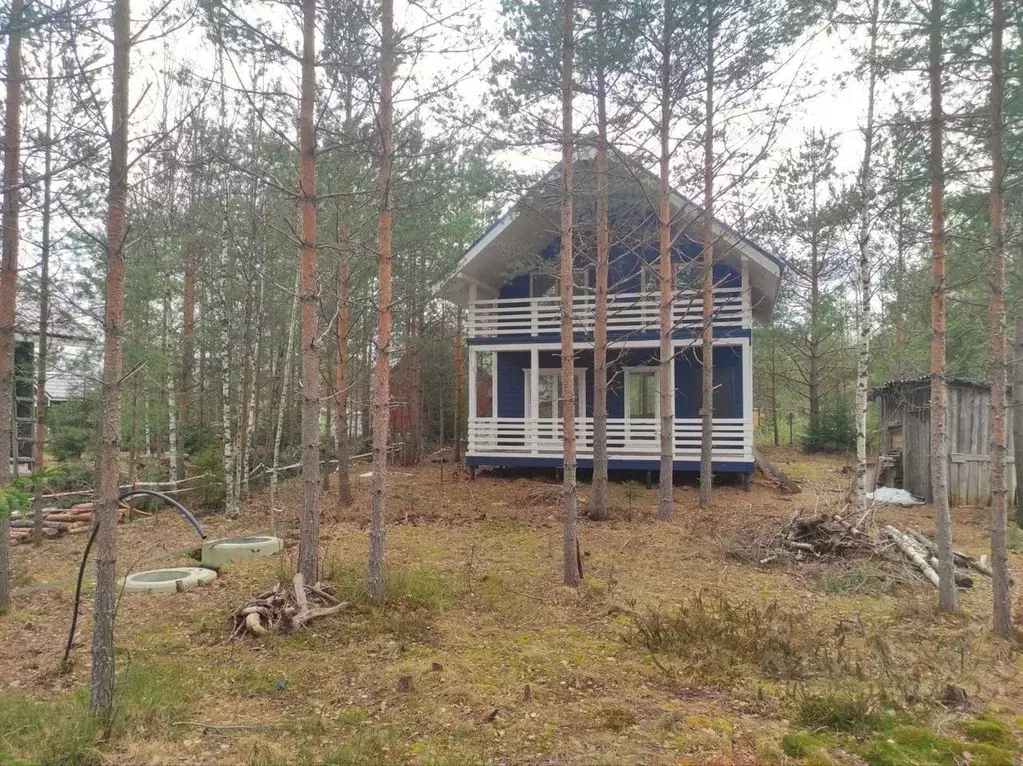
[523,368,586,420]
[624,366,659,421]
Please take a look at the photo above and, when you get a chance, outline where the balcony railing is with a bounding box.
[467,287,747,338]
[466,417,752,462]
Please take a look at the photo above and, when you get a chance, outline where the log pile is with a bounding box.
[9,502,142,544]
[231,574,348,638]
[733,508,993,591]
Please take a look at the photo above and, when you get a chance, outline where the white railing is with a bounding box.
[467,287,747,338]
[467,417,752,462]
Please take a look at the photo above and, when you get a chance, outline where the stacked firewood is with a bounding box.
[9,502,140,544]
[231,574,348,638]
[739,509,994,591]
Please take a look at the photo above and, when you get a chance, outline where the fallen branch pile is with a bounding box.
[231,574,348,638]
[729,509,992,591]
[9,502,142,544]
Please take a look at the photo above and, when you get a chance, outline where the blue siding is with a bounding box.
[496,351,528,418]
[493,345,744,422]
[675,346,743,419]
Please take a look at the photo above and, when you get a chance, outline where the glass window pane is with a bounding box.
[475,351,493,418]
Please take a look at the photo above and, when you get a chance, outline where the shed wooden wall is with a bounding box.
[876,381,1016,507]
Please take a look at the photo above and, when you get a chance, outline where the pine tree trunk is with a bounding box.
[32,33,54,548]
[453,310,464,463]
[335,228,353,507]
[297,0,321,583]
[588,2,610,521]
[91,0,130,716]
[927,0,957,612]
[368,0,395,605]
[699,0,715,507]
[855,0,880,518]
[0,0,24,612]
[987,0,1011,639]
[560,0,581,586]
[1013,317,1022,529]
[657,0,675,520]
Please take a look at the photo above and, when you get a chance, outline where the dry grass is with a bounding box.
[1,447,1021,765]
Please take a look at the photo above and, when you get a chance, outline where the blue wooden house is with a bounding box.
[438,151,784,479]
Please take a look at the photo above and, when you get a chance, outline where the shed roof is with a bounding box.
[870,375,1011,401]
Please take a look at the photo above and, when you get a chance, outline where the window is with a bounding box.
[639,262,658,295]
[530,273,557,298]
[674,260,703,291]
[626,369,657,420]
[525,369,585,419]
[473,350,494,418]
[531,267,593,297]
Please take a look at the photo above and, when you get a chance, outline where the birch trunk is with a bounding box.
[657,0,675,521]
[0,0,24,611]
[699,0,715,507]
[927,0,957,612]
[854,0,880,518]
[987,0,1012,639]
[243,274,263,500]
[167,308,179,483]
[368,0,395,605]
[91,0,130,715]
[177,239,196,481]
[270,270,301,516]
[219,210,237,519]
[32,33,54,548]
[588,1,610,521]
[560,0,582,585]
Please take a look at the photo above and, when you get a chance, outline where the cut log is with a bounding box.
[753,448,801,493]
[9,520,68,532]
[244,612,267,636]
[885,525,940,587]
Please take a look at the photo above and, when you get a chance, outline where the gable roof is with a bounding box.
[438,149,786,323]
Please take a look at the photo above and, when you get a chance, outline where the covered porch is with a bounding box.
[466,338,754,472]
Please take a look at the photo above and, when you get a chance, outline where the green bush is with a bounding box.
[46,398,99,462]
[43,460,95,496]
[189,443,225,509]
[803,398,856,453]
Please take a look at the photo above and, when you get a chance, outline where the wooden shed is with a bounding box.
[871,376,1016,506]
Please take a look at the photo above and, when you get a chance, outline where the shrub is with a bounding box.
[803,398,856,453]
[46,398,100,462]
[188,443,225,509]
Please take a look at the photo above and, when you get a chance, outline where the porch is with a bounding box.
[466,285,749,338]
[466,340,754,473]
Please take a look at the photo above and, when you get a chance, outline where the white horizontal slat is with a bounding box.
[468,288,749,337]
[468,416,752,462]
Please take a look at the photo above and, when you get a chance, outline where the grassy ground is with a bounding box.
[1,448,1022,765]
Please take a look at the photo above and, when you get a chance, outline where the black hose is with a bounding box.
[61,489,206,668]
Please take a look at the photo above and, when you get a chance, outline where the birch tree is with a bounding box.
[986,0,1011,639]
[852,0,883,518]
